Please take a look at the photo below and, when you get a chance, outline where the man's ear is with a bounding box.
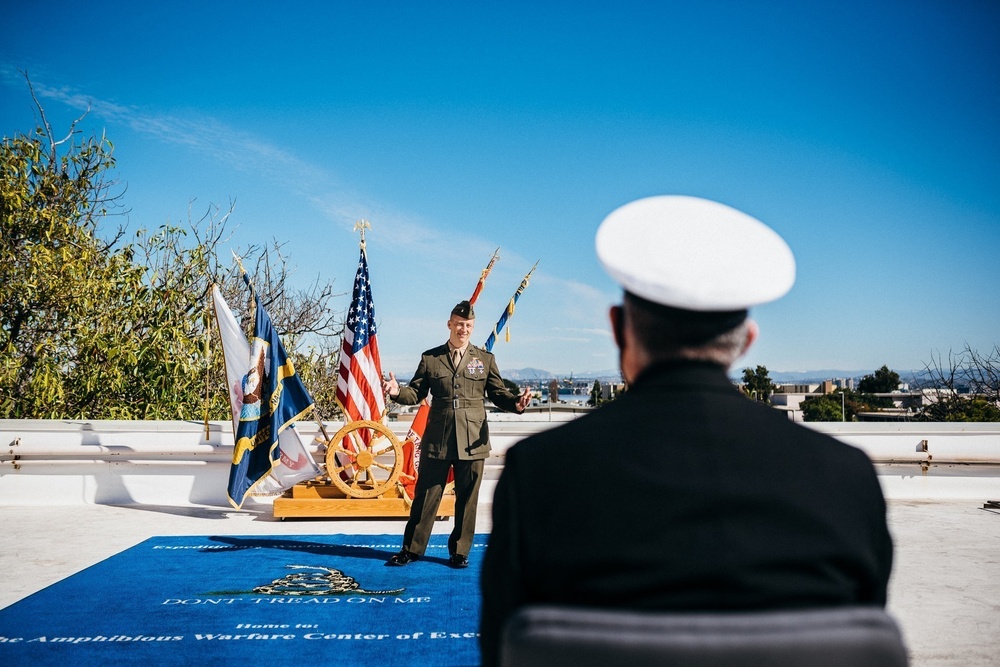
[610,305,625,350]
[741,319,760,356]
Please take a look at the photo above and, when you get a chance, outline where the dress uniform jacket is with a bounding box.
[479,359,894,666]
[394,343,523,460]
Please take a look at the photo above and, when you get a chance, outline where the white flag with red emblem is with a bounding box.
[212,284,322,500]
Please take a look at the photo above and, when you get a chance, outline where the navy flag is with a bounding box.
[227,289,315,509]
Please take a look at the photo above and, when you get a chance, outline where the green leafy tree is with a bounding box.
[588,379,602,407]
[802,388,894,422]
[741,365,774,403]
[1,90,128,417]
[0,92,236,419]
[858,365,901,394]
[801,393,844,421]
[1,79,342,419]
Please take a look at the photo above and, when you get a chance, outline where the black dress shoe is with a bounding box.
[448,553,469,569]
[386,549,419,566]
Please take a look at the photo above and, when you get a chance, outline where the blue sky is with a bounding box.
[2,0,998,378]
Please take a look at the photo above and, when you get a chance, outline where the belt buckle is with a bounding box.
[453,398,460,409]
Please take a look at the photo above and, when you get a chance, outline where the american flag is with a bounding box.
[336,246,385,425]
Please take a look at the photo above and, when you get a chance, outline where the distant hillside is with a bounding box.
[749,370,871,384]
[503,368,556,381]
[729,369,924,385]
[505,368,621,381]
[506,367,924,385]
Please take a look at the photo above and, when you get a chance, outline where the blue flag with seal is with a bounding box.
[227,284,315,509]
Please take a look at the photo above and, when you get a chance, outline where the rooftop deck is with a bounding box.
[2,419,999,666]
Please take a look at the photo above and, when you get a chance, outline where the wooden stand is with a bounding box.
[272,481,456,520]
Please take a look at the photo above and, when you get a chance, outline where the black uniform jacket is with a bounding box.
[394,343,523,460]
[479,360,893,666]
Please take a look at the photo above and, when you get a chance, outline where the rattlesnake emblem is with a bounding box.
[253,565,405,596]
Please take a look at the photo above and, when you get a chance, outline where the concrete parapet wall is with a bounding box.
[2,418,998,506]
[804,421,1000,464]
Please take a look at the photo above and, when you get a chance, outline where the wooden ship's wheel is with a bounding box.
[324,420,403,498]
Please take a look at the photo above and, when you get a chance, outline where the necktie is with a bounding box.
[451,349,462,367]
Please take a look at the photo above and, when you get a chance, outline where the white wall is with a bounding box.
[2,418,998,506]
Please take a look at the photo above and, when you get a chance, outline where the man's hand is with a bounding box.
[516,387,532,412]
[382,372,399,398]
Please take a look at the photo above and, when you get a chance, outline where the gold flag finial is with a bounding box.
[354,219,372,248]
[230,248,248,276]
[486,246,500,270]
[523,260,539,287]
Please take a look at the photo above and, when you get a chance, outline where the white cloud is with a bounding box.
[4,67,617,375]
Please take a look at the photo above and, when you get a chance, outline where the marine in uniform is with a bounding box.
[383,300,530,568]
[479,196,894,666]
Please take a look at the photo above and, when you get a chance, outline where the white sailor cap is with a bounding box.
[596,195,795,311]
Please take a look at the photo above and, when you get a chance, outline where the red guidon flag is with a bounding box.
[398,397,429,500]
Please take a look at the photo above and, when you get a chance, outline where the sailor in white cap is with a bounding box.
[594,195,796,383]
[479,196,894,667]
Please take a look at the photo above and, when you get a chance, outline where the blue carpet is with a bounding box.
[0,534,485,666]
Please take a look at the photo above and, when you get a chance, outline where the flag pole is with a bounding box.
[310,404,333,452]
[352,220,385,428]
[335,219,387,421]
[203,283,213,440]
[229,250,330,446]
[484,260,538,352]
[230,248,249,277]
[354,220,391,421]
[230,248,256,303]
[353,219,374,420]
[470,247,500,305]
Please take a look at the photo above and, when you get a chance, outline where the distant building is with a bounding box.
[833,378,854,390]
[595,381,625,402]
[770,381,936,422]
[774,383,819,394]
